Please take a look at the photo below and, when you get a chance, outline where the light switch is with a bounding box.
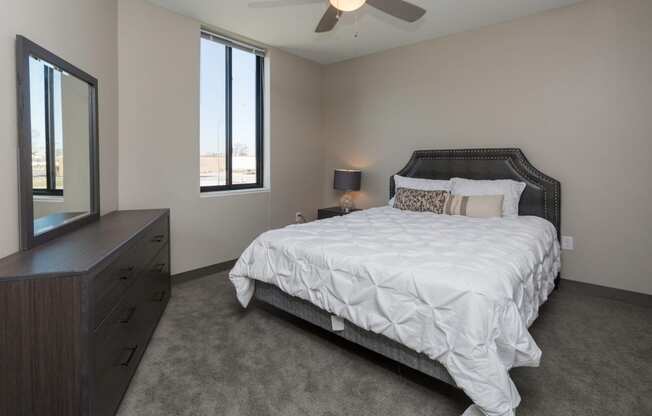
[561,236,574,251]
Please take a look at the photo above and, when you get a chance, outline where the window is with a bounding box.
[200,31,264,192]
[30,56,64,196]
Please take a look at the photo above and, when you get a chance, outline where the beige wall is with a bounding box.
[118,0,323,274]
[321,0,652,294]
[267,49,324,229]
[2,0,648,295]
[0,0,119,258]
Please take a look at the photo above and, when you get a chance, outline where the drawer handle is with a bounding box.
[151,234,165,243]
[118,266,135,280]
[120,345,138,367]
[119,306,137,324]
[152,263,166,273]
[153,290,167,302]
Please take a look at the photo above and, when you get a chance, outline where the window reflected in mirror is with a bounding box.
[29,55,91,236]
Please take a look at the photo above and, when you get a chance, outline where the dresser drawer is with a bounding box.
[140,214,169,265]
[141,246,171,325]
[92,244,170,416]
[93,250,141,329]
[93,214,169,328]
[94,277,148,375]
[93,278,151,416]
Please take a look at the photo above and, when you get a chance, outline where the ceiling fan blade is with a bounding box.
[248,0,323,8]
[366,0,426,22]
[316,5,340,33]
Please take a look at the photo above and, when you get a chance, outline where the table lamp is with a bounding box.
[333,169,361,212]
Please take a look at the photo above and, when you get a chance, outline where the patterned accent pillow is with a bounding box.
[393,188,449,214]
[444,194,504,218]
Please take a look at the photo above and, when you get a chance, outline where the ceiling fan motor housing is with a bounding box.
[317,0,426,33]
[329,0,367,12]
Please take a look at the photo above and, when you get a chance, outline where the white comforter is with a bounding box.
[229,206,561,416]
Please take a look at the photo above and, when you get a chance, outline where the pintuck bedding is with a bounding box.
[229,206,561,416]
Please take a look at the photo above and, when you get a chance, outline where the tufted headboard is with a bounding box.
[390,148,561,239]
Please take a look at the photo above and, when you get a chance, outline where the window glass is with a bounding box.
[199,38,227,188]
[231,48,257,185]
[30,57,65,193]
[30,57,47,190]
[53,70,64,190]
[199,33,263,192]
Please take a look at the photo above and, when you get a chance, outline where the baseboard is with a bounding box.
[562,278,652,308]
[171,259,237,285]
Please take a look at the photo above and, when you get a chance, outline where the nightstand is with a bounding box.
[317,206,361,220]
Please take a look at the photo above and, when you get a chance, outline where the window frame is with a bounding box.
[200,34,265,193]
[33,65,63,197]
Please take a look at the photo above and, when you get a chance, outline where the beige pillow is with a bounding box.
[394,188,449,214]
[444,195,504,218]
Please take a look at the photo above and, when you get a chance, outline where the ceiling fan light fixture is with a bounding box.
[329,0,366,12]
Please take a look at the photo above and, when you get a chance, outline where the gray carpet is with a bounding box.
[117,273,652,416]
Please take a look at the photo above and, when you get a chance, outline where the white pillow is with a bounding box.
[450,178,526,217]
[389,175,451,206]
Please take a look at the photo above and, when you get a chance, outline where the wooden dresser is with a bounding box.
[0,210,171,416]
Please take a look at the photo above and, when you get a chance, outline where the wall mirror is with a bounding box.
[16,36,100,250]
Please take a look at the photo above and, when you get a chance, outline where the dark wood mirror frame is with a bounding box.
[15,35,100,250]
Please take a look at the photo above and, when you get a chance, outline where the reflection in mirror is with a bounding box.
[29,56,91,236]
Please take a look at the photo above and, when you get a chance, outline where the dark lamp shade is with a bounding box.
[333,169,361,191]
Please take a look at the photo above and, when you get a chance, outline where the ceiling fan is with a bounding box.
[248,0,426,33]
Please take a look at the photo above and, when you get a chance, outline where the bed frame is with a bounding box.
[254,148,561,388]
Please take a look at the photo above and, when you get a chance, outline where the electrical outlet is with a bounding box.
[561,236,574,251]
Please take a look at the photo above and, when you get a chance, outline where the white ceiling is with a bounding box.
[147,0,582,64]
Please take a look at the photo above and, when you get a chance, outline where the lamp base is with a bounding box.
[339,192,354,213]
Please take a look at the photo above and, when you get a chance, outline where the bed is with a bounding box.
[229,148,561,416]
